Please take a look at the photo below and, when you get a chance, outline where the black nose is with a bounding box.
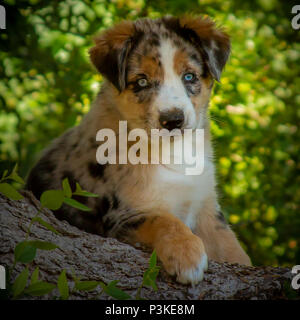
[159,109,185,130]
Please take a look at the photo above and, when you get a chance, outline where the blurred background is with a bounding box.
[0,0,299,267]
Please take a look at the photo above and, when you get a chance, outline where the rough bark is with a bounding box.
[0,192,293,300]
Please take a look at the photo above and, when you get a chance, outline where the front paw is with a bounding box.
[157,234,208,285]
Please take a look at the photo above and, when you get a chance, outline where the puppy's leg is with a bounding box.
[131,212,208,285]
[195,200,251,266]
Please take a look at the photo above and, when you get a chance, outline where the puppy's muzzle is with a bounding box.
[159,108,185,131]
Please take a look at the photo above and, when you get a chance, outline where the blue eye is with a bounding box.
[184,73,195,82]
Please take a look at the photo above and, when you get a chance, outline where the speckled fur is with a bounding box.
[26,16,251,285]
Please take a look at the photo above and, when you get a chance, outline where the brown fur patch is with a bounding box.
[89,20,135,65]
[134,212,206,275]
[195,197,251,265]
[128,55,163,83]
[173,49,190,75]
[179,15,230,49]
[89,20,136,90]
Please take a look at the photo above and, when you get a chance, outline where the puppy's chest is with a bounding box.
[151,162,215,229]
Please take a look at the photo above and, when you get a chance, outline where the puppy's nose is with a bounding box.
[159,109,185,130]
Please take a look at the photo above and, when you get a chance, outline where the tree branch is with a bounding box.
[0,193,293,300]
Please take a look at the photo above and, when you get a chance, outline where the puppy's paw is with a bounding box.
[176,252,208,285]
[158,234,208,285]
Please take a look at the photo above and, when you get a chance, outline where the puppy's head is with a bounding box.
[89,16,230,132]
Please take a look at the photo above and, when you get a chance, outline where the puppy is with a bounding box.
[26,15,251,285]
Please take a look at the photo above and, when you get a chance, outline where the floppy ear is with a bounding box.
[179,16,230,81]
[89,21,135,91]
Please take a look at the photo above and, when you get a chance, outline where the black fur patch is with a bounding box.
[71,142,78,149]
[148,36,160,47]
[72,194,88,205]
[115,216,146,239]
[26,155,57,200]
[112,194,120,210]
[54,205,101,235]
[103,217,115,233]
[94,31,144,91]
[88,162,107,179]
[133,80,160,104]
[96,196,111,217]
[122,217,146,229]
[89,137,98,149]
[216,210,227,225]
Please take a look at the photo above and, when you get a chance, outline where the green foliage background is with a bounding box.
[0,0,299,267]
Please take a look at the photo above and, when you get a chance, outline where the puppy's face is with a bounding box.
[90,16,230,133]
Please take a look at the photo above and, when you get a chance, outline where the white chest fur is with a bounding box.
[153,158,216,230]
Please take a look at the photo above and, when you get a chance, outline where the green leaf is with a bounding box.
[10,164,25,185]
[62,178,72,198]
[27,240,59,251]
[141,250,160,291]
[12,163,19,174]
[63,197,91,211]
[32,217,61,235]
[31,267,39,285]
[98,281,106,290]
[142,267,160,291]
[75,280,99,291]
[73,183,99,198]
[149,249,157,268]
[104,280,131,300]
[71,269,80,283]
[73,190,99,198]
[75,183,82,193]
[9,172,25,185]
[0,183,24,200]
[25,281,56,296]
[57,270,69,300]
[1,169,8,181]
[40,190,64,210]
[14,241,37,264]
[12,267,29,298]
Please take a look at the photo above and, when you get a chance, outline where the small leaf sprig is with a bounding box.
[1,166,160,300]
[136,249,160,300]
[0,164,25,200]
[0,166,99,299]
